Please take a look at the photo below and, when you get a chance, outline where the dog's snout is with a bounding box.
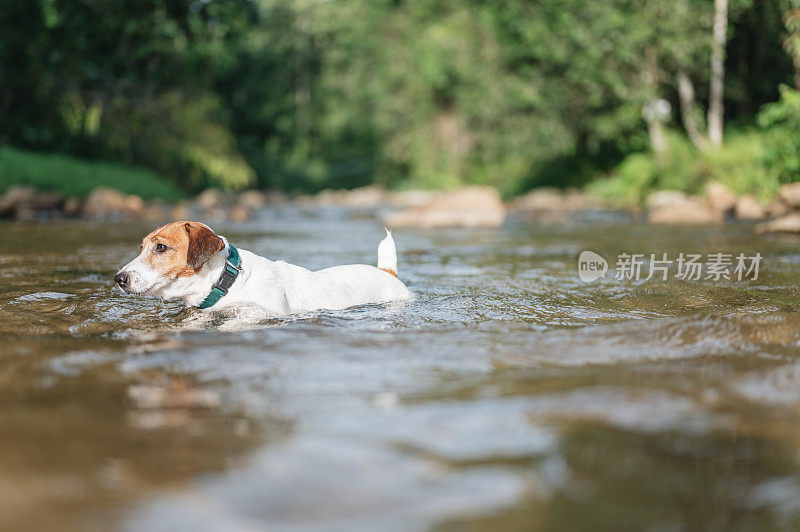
[114,271,129,288]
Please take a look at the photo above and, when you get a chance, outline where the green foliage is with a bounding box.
[587,154,658,205]
[0,0,795,194]
[101,92,255,191]
[758,85,800,185]
[587,131,774,204]
[0,0,256,192]
[0,146,184,201]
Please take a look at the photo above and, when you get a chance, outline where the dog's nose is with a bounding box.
[114,271,129,287]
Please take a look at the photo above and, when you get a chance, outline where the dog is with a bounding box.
[114,221,412,315]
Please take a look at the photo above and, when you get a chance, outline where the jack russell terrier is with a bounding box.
[114,221,412,315]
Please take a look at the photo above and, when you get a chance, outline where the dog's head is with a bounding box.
[114,221,224,297]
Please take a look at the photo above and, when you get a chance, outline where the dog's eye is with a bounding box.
[154,243,167,253]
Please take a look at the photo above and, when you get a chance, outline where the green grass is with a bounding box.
[0,146,186,202]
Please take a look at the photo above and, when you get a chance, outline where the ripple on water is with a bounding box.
[4,219,800,530]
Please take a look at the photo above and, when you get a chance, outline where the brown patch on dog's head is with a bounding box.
[139,221,224,278]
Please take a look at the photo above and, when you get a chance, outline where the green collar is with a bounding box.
[197,244,242,309]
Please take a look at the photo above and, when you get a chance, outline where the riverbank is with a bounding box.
[3,146,800,233]
[0,146,185,201]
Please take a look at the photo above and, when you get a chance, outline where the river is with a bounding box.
[2,206,800,530]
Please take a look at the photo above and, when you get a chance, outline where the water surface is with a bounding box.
[3,208,800,531]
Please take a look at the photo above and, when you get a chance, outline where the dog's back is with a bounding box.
[221,231,412,314]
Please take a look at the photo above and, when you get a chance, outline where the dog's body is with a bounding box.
[115,221,411,315]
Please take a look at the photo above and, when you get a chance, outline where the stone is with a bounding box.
[0,185,36,216]
[765,199,790,218]
[648,198,724,225]
[171,204,191,220]
[387,189,437,208]
[29,191,65,211]
[196,189,230,210]
[83,187,144,219]
[229,205,251,223]
[734,194,765,220]
[509,187,609,223]
[63,197,83,217]
[340,185,386,207]
[15,207,37,221]
[312,186,387,208]
[383,186,506,228]
[644,190,688,211]
[237,190,267,209]
[141,200,169,222]
[509,187,564,212]
[705,181,737,213]
[755,212,800,234]
[778,183,800,208]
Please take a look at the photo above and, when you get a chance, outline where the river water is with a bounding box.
[3,207,800,531]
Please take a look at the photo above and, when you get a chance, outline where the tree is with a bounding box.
[708,0,729,146]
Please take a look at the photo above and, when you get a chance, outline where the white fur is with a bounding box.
[118,232,412,315]
[377,228,397,275]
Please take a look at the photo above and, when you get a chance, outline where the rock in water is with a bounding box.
[83,187,144,219]
[755,212,800,234]
[0,185,36,217]
[383,186,506,228]
[705,181,737,213]
[648,198,724,225]
[734,195,765,220]
[778,183,800,209]
[644,190,688,211]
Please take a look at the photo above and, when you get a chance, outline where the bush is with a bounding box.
[758,85,800,186]
[586,130,774,204]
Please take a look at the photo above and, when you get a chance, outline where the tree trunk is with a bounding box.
[676,71,708,150]
[708,0,728,147]
[644,109,668,156]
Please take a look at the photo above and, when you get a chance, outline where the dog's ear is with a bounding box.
[184,222,224,270]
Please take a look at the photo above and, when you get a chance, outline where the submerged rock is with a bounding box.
[127,382,220,409]
[383,186,506,228]
[648,198,723,225]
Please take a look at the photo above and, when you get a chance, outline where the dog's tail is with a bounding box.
[377,228,399,277]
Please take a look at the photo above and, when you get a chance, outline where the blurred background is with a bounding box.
[1,0,799,202]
